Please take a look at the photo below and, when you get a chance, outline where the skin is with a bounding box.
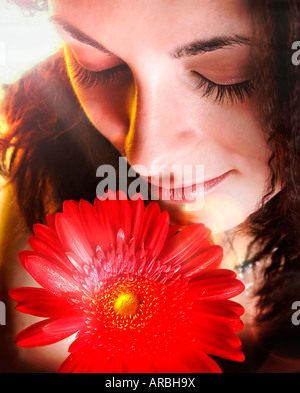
[48,0,277,235]
[8,0,284,371]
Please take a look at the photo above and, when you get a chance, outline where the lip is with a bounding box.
[147,170,233,203]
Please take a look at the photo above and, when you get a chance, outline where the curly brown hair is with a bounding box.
[244,0,300,323]
[1,0,300,327]
[1,51,124,223]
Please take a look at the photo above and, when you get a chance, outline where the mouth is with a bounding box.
[147,170,233,203]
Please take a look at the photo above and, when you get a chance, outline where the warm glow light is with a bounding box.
[0,0,62,226]
[0,176,4,215]
[0,0,62,87]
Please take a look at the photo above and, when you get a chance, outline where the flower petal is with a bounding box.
[55,212,94,262]
[68,335,88,353]
[138,201,161,247]
[59,347,124,373]
[158,224,211,265]
[46,213,56,231]
[32,223,59,245]
[180,245,223,277]
[96,190,132,246]
[28,236,72,271]
[9,287,75,318]
[124,354,156,373]
[94,196,118,250]
[189,269,245,300]
[78,199,107,251]
[117,191,132,243]
[144,210,170,257]
[192,325,245,362]
[221,299,245,316]
[18,250,35,268]
[192,301,244,331]
[15,318,79,347]
[42,316,85,336]
[166,224,181,240]
[129,195,144,244]
[58,351,85,373]
[22,253,81,295]
[178,347,223,373]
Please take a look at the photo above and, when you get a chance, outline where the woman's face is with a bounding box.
[49,0,275,234]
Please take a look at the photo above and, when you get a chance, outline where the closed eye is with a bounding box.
[191,71,254,104]
[69,58,131,89]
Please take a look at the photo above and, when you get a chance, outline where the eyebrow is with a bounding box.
[50,16,250,59]
[50,16,113,55]
[172,35,251,59]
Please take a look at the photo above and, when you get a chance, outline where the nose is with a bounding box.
[124,67,198,178]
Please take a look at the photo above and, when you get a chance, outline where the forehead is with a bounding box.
[49,0,251,53]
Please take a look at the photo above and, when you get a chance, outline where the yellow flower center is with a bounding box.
[114,292,140,317]
[92,276,161,330]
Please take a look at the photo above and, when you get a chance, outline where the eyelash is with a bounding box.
[70,60,253,104]
[70,60,130,89]
[192,72,254,104]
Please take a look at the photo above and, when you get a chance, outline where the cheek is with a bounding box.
[169,102,272,233]
[74,86,131,152]
[202,100,270,173]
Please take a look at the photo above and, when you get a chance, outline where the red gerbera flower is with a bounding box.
[9,190,245,373]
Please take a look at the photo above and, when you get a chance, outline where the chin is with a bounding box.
[158,193,252,235]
